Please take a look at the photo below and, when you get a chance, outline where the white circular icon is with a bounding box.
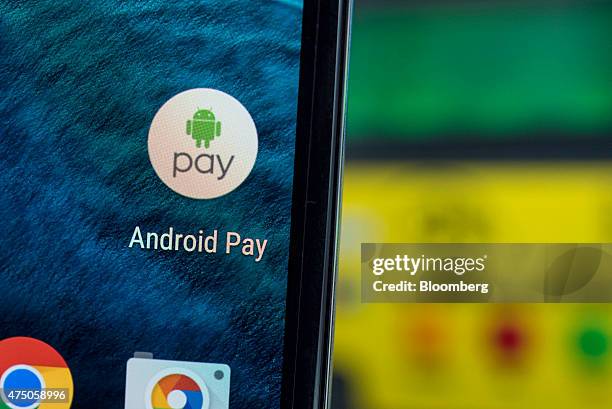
[148,88,258,199]
[167,390,188,409]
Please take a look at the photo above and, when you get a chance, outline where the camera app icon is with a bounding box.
[124,353,230,409]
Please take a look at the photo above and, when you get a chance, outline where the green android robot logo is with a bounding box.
[186,108,221,148]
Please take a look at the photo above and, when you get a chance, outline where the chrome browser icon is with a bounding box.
[0,337,73,409]
[124,354,230,409]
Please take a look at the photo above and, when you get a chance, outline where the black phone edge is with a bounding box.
[282,0,353,408]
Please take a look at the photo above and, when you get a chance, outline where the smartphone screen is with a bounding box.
[0,1,305,408]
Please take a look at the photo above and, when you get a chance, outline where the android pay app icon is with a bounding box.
[148,89,258,199]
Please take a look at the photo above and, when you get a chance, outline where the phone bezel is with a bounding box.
[281,1,352,408]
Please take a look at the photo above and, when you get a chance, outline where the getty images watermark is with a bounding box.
[361,244,612,303]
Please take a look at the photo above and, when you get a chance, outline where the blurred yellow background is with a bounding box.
[332,1,612,408]
[334,164,612,409]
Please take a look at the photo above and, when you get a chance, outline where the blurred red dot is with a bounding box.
[491,321,529,367]
[496,324,523,352]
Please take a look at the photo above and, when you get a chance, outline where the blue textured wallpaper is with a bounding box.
[0,0,303,407]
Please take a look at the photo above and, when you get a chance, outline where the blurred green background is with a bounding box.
[333,1,612,408]
[347,0,612,149]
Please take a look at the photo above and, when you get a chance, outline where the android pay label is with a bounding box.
[148,88,258,199]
